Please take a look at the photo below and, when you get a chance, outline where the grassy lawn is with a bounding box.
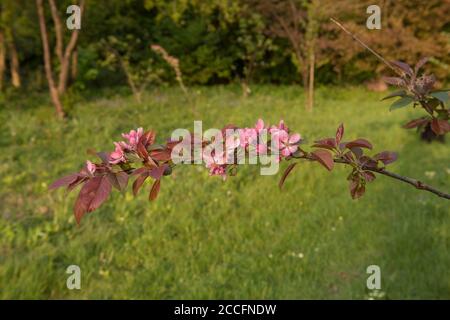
[0,85,449,299]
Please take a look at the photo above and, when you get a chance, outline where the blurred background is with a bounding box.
[0,0,449,299]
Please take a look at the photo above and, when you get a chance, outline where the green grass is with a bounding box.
[0,85,449,299]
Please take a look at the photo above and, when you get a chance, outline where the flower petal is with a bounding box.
[289,133,301,144]
[255,119,265,131]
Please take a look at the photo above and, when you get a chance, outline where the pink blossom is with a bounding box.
[272,130,301,157]
[224,133,241,162]
[109,142,126,164]
[269,119,289,135]
[255,119,265,132]
[239,127,268,155]
[209,164,227,180]
[121,127,143,150]
[203,149,228,180]
[203,148,226,166]
[86,160,96,175]
[256,144,267,154]
[277,120,288,131]
[239,128,256,149]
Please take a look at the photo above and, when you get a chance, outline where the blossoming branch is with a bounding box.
[49,119,450,224]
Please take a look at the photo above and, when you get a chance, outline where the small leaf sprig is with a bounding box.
[286,124,397,199]
[330,18,450,139]
[382,58,450,136]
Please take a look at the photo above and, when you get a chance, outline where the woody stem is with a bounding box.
[300,154,450,200]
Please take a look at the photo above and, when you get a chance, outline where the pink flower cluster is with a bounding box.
[202,133,240,180]
[97,122,301,180]
[109,127,143,164]
[204,119,301,179]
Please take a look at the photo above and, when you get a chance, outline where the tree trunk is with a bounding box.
[302,64,309,110]
[307,51,315,112]
[36,0,65,119]
[58,54,71,94]
[0,31,5,91]
[241,80,250,98]
[49,0,84,95]
[305,0,319,112]
[71,48,78,81]
[8,38,21,88]
[48,0,64,64]
[58,0,84,95]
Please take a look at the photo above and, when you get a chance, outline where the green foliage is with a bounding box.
[0,86,449,298]
[99,35,164,102]
[2,0,448,92]
[152,16,238,84]
[389,96,414,111]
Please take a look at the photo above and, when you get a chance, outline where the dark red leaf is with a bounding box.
[414,57,429,73]
[148,144,165,151]
[74,194,89,225]
[73,177,103,224]
[115,172,128,191]
[67,176,87,192]
[87,176,112,212]
[146,156,158,168]
[350,147,363,159]
[139,130,156,147]
[311,138,336,150]
[344,139,373,150]
[73,176,113,224]
[391,61,413,76]
[335,123,344,145]
[166,140,181,150]
[279,162,297,189]
[150,149,172,162]
[107,171,129,192]
[49,173,79,190]
[149,179,161,201]
[382,76,405,86]
[349,178,365,199]
[96,152,110,164]
[311,150,334,171]
[373,151,398,165]
[137,142,149,160]
[403,117,430,129]
[359,156,378,169]
[132,167,150,176]
[439,120,450,133]
[342,151,354,163]
[431,119,450,135]
[149,164,168,180]
[132,174,148,196]
[362,171,376,182]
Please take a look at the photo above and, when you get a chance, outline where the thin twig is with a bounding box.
[301,154,450,200]
[330,18,400,76]
[369,167,450,200]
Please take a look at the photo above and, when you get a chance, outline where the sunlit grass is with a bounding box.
[0,85,448,299]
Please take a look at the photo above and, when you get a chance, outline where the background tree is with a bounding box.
[320,0,450,83]
[235,9,275,97]
[0,0,22,90]
[0,0,447,98]
[0,28,5,91]
[101,35,163,103]
[251,0,333,111]
[36,0,85,118]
